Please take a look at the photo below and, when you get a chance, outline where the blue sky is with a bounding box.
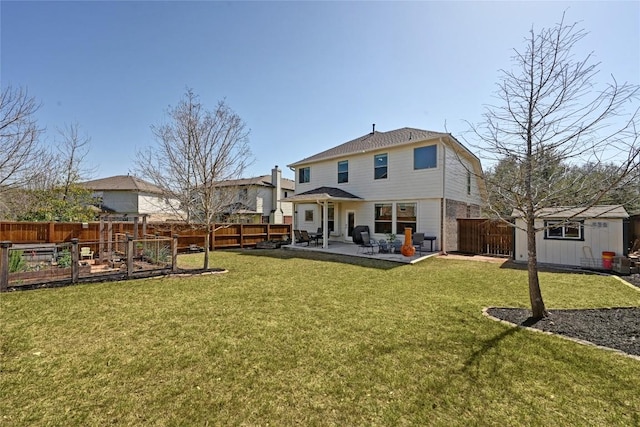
[2,1,638,181]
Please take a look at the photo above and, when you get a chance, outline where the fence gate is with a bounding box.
[457,219,513,257]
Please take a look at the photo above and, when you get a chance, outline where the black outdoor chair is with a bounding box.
[412,232,426,255]
[294,229,310,246]
[300,230,313,246]
[358,231,378,255]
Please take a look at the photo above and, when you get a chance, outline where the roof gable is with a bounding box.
[81,175,164,194]
[215,174,295,191]
[288,127,448,166]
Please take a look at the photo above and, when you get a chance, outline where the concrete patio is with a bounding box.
[283,240,439,264]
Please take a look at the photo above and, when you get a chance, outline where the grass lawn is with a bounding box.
[1,250,639,426]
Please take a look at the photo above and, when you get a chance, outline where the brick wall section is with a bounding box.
[445,200,481,252]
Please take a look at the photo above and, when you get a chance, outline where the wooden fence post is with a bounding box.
[0,241,12,292]
[127,234,134,278]
[71,238,79,283]
[172,235,179,273]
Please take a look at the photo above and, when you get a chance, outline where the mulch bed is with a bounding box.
[487,273,640,358]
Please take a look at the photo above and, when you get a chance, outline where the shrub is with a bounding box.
[57,250,72,268]
[9,250,26,273]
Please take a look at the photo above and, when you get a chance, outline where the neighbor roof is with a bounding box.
[81,175,164,194]
[512,205,629,219]
[288,127,450,167]
[215,175,295,190]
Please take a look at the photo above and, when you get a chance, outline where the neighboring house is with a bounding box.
[215,166,295,224]
[81,175,179,221]
[285,126,484,250]
[513,205,630,268]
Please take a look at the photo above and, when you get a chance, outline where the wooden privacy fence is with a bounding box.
[0,221,292,251]
[457,219,514,257]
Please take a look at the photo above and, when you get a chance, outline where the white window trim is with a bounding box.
[544,220,584,240]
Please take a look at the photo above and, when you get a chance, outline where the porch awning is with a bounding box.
[282,186,363,203]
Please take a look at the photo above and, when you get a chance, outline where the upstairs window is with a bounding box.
[544,220,584,240]
[414,145,437,169]
[299,167,310,183]
[467,171,472,195]
[338,160,348,183]
[374,154,388,180]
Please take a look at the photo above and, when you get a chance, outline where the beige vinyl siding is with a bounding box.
[139,193,173,215]
[256,195,265,215]
[255,187,270,215]
[301,143,445,200]
[280,197,293,217]
[416,199,441,238]
[443,146,482,205]
[514,218,625,267]
[297,203,318,231]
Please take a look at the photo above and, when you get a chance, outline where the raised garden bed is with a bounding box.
[9,265,91,285]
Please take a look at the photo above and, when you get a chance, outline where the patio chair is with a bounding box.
[412,233,426,255]
[358,231,378,255]
[294,229,311,246]
[80,246,94,260]
[378,239,389,254]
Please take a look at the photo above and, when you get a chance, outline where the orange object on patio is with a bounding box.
[401,227,416,257]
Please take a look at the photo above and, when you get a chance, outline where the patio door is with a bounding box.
[345,210,355,242]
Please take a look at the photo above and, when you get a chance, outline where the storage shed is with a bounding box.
[513,205,629,269]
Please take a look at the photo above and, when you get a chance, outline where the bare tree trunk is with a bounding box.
[203,231,210,270]
[527,214,546,318]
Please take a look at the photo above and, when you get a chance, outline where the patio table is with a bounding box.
[309,232,323,246]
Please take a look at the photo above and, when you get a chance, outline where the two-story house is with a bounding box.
[81,175,180,221]
[215,166,295,224]
[285,127,484,251]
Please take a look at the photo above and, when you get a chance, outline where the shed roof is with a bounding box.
[512,205,629,219]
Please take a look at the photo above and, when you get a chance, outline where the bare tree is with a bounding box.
[54,122,95,199]
[0,85,45,192]
[3,122,95,221]
[136,89,252,269]
[468,14,640,318]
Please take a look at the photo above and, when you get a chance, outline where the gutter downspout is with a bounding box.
[440,137,447,254]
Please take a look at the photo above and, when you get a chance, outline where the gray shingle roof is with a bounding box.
[215,174,295,190]
[81,175,164,194]
[512,205,629,219]
[283,186,361,202]
[288,127,448,166]
[296,186,361,199]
